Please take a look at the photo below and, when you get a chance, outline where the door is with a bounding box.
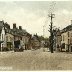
[66,45,69,52]
[71,46,72,52]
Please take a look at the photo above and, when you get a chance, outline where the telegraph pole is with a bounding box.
[48,13,55,53]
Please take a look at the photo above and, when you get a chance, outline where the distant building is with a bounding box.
[56,29,61,51]
[31,34,41,49]
[53,29,57,51]
[23,32,32,50]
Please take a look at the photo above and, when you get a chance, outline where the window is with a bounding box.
[61,43,65,49]
[68,32,69,37]
[2,34,3,40]
[20,37,22,40]
[61,36,62,41]
[63,35,64,41]
[71,33,72,37]
[10,37,12,41]
[68,39,70,44]
[6,36,8,41]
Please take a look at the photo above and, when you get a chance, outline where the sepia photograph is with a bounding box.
[0,0,72,71]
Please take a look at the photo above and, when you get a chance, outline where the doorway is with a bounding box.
[71,46,72,52]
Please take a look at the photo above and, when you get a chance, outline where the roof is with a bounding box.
[56,30,61,36]
[0,21,12,35]
[31,35,40,42]
[0,20,31,37]
[0,21,4,30]
[61,24,72,33]
[11,28,31,37]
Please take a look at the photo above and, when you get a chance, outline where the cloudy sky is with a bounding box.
[0,1,72,37]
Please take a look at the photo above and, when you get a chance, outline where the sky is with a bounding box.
[0,1,72,37]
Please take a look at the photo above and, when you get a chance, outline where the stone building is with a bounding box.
[11,23,32,50]
[31,34,41,50]
[61,22,72,52]
[52,29,62,51]
[0,20,34,51]
[12,23,22,41]
[0,21,14,51]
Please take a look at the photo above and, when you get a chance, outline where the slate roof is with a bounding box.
[0,21,12,35]
[0,20,31,37]
[61,24,72,33]
[11,28,28,36]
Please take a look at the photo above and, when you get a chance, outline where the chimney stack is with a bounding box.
[19,26,22,30]
[13,23,16,29]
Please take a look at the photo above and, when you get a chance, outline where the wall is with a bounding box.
[1,27,6,48]
[6,33,14,42]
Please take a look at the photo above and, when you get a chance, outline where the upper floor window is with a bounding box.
[6,36,8,41]
[61,36,62,41]
[68,32,69,37]
[2,34,3,40]
[63,35,64,41]
[10,37,12,41]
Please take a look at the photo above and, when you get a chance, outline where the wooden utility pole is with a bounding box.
[48,13,55,53]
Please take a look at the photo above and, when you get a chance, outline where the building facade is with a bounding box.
[60,21,72,52]
[61,30,72,52]
[5,33,14,50]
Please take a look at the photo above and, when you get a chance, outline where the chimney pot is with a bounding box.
[13,23,16,29]
[19,26,22,30]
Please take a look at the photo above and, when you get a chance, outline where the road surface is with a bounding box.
[0,48,72,71]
